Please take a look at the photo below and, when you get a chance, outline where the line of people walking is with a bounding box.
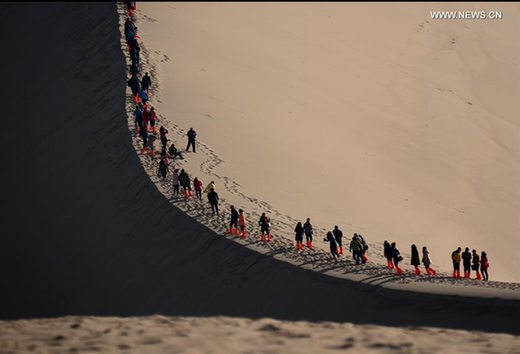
[123,3,492,282]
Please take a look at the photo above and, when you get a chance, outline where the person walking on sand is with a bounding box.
[193,177,203,200]
[258,212,271,243]
[422,246,436,275]
[451,247,462,278]
[147,133,157,157]
[139,122,148,153]
[159,126,169,150]
[325,231,338,259]
[208,188,219,215]
[142,107,150,131]
[480,251,489,281]
[204,181,216,195]
[179,169,192,198]
[160,148,171,165]
[462,247,472,278]
[158,158,169,181]
[172,169,180,196]
[357,233,368,262]
[238,209,247,237]
[384,240,394,268]
[295,222,304,250]
[149,107,157,133]
[128,75,140,103]
[350,235,365,265]
[142,72,151,94]
[133,102,143,130]
[411,244,421,274]
[227,205,239,234]
[303,218,313,248]
[472,249,482,280]
[186,127,197,152]
[333,226,343,255]
[391,242,403,274]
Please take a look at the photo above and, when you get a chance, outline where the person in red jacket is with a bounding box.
[142,107,150,131]
[480,251,489,281]
[472,249,482,280]
[193,177,203,200]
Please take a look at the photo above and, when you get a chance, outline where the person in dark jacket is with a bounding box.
[128,75,140,102]
[158,159,168,180]
[411,244,421,274]
[208,188,219,215]
[325,231,338,259]
[179,169,192,197]
[186,128,197,152]
[295,222,304,250]
[472,249,481,280]
[258,213,271,242]
[384,240,394,268]
[480,251,489,281]
[333,226,343,254]
[168,143,184,160]
[391,242,403,274]
[142,72,151,93]
[227,205,239,234]
[139,123,148,153]
[303,218,313,248]
[462,247,472,278]
[451,247,462,278]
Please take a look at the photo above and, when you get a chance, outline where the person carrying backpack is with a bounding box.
[350,236,365,265]
[451,247,462,278]
[179,169,192,197]
[391,242,403,274]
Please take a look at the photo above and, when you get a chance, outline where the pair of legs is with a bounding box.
[211,203,219,215]
[330,247,338,259]
[195,189,202,200]
[173,184,180,196]
[187,140,196,152]
[482,269,489,281]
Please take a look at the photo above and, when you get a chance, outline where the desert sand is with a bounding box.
[2,315,520,354]
[1,2,519,353]
[137,2,519,283]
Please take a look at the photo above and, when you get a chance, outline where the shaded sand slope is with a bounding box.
[0,2,519,335]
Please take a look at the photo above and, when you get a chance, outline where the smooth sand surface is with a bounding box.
[137,2,519,283]
[2,315,519,354]
[1,5,520,354]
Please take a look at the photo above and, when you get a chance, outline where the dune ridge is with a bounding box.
[0,2,518,341]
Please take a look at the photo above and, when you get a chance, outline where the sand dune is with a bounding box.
[1,5,519,354]
[137,2,519,283]
[2,315,519,353]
